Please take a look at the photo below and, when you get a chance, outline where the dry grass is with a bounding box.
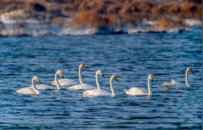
[72,10,118,28]
[119,0,153,16]
[47,7,61,14]
[0,0,201,29]
[196,4,202,19]
[156,17,181,28]
[107,4,121,14]
[78,1,109,14]
[43,0,68,3]
[187,0,202,4]
[62,4,76,13]
[6,3,17,11]
[179,2,197,18]
[0,1,24,10]
[180,2,197,12]
[152,2,180,16]
[52,17,65,26]
[152,2,199,18]
[136,1,153,13]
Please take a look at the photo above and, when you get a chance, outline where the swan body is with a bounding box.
[78,70,103,90]
[82,89,112,97]
[82,74,119,97]
[68,84,95,90]
[50,64,88,87]
[124,87,148,95]
[162,67,195,89]
[33,84,55,90]
[50,79,78,87]
[33,70,64,90]
[16,76,41,95]
[124,75,153,96]
[16,86,39,95]
[162,79,180,89]
[68,64,96,90]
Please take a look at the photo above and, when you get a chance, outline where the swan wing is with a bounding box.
[124,87,148,96]
[162,79,180,89]
[82,89,96,97]
[49,79,79,87]
[82,89,111,97]
[68,84,95,90]
[16,87,38,95]
[49,80,56,85]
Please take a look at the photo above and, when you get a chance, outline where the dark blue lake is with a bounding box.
[0,27,202,129]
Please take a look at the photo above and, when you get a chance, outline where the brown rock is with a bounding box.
[25,2,46,12]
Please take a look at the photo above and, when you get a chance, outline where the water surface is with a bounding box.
[0,27,202,129]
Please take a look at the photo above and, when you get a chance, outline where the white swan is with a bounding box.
[82,74,119,97]
[16,76,41,95]
[162,67,195,89]
[35,70,64,90]
[72,70,104,90]
[124,75,153,96]
[49,64,88,87]
[68,68,102,90]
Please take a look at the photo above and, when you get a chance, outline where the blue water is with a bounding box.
[0,27,202,129]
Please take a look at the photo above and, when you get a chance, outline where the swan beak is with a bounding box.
[84,65,88,68]
[100,72,104,77]
[115,77,119,82]
[37,79,41,84]
[149,76,153,81]
[61,73,64,79]
[191,70,195,75]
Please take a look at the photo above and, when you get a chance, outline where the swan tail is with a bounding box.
[171,79,179,84]
[124,89,130,94]
[49,81,56,86]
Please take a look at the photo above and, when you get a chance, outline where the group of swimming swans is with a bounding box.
[16,64,195,97]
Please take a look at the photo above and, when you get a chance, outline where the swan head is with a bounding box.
[57,70,64,79]
[112,75,119,82]
[187,67,195,75]
[96,70,104,77]
[33,76,41,83]
[80,64,88,68]
[148,75,153,81]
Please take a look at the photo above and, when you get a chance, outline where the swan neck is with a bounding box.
[79,66,83,84]
[148,79,152,96]
[55,73,60,90]
[96,73,100,89]
[32,78,39,94]
[185,69,189,87]
[110,77,115,96]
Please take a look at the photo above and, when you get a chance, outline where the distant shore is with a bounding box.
[0,0,202,37]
